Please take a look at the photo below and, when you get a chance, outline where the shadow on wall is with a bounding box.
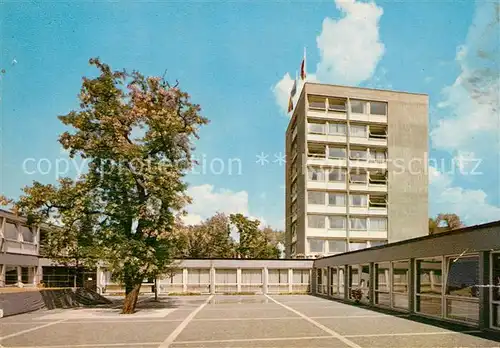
[0,288,112,317]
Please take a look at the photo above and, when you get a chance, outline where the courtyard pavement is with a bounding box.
[1,294,500,348]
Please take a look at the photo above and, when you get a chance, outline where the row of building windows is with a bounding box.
[308,144,387,162]
[2,220,35,243]
[308,97,387,116]
[308,215,387,231]
[308,167,387,185]
[307,191,387,208]
[315,253,500,327]
[309,239,386,254]
[308,122,387,139]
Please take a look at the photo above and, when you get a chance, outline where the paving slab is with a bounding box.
[0,323,49,338]
[316,316,453,336]
[1,321,180,347]
[171,337,349,348]
[195,307,299,319]
[350,332,500,347]
[175,318,328,342]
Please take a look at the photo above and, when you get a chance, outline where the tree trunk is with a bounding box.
[121,283,141,314]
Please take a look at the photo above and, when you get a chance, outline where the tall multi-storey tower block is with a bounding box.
[285,83,428,258]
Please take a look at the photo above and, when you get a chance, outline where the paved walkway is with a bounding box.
[1,295,499,347]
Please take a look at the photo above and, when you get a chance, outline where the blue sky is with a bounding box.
[1,0,499,229]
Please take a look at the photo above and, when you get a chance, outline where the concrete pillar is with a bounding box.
[369,262,375,305]
[326,267,331,297]
[409,259,415,313]
[236,268,242,293]
[36,265,43,286]
[210,266,216,295]
[479,251,490,329]
[288,268,293,293]
[430,270,435,292]
[182,268,188,293]
[0,264,5,287]
[263,267,268,294]
[17,266,22,284]
[343,265,349,300]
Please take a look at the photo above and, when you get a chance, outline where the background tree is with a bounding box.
[5,58,208,314]
[230,214,279,258]
[176,213,235,258]
[429,213,465,235]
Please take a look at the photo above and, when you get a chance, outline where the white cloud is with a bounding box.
[429,166,500,225]
[316,0,384,85]
[183,184,267,229]
[430,1,500,156]
[272,0,385,115]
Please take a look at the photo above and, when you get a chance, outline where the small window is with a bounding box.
[308,191,326,205]
[350,149,368,160]
[5,222,19,240]
[369,218,387,231]
[328,169,346,182]
[329,147,346,159]
[308,215,326,229]
[349,125,367,138]
[328,99,346,111]
[328,240,346,253]
[309,96,326,110]
[349,242,367,251]
[309,239,325,253]
[328,193,346,206]
[350,194,367,207]
[350,172,367,184]
[308,167,325,181]
[308,122,326,134]
[350,100,366,114]
[328,123,346,135]
[370,101,387,115]
[350,217,367,230]
[20,226,34,243]
[328,216,346,229]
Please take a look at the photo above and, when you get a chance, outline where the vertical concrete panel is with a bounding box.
[409,258,416,313]
[387,98,428,242]
[479,251,490,329]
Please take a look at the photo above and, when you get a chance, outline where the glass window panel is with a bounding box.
[329,193,346,206]
[360,265,370,289]
[350,149,368,160]
[416,295,442,317]
[376,292,391,306]
[446,298,479,324]
[393,292,409,310]
[308,122,326,134]
[491,253,500,302]
[350,194,367,207]
[370,101,387,115]
[5,222,18,240]
[392,260,409,293]
[329,147,346,159]
[349,125,367,138]
[339,267,345,294]
[328,240,346,253]
[308,215,326,229]
[328,99,346,111]
[216,269,237,283]
[308,191,326,205]
[350,172,367,183]
[349,266,359,287]
[446,255,479,298]
[349,242,367,251]
[328,123,346,135]
[309,239,324,253]
[349,217,367,230]
[370,240,387,247]
[375,262,390,292]
[416,258,443,295]
[369,218,387,231]
[493,304,500,328]
[308,167,325,181]
[350,100,366,114]
[20,226,34,243]
[328,216,346,229]
[328,169,346,182]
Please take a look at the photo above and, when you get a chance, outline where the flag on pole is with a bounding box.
[300,47,307,80]
[290,77,297,98]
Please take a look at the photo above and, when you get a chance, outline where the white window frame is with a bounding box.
[414,256,444,319]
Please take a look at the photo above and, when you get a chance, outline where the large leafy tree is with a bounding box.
[4,58,208,313]
[429,213,465,235]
